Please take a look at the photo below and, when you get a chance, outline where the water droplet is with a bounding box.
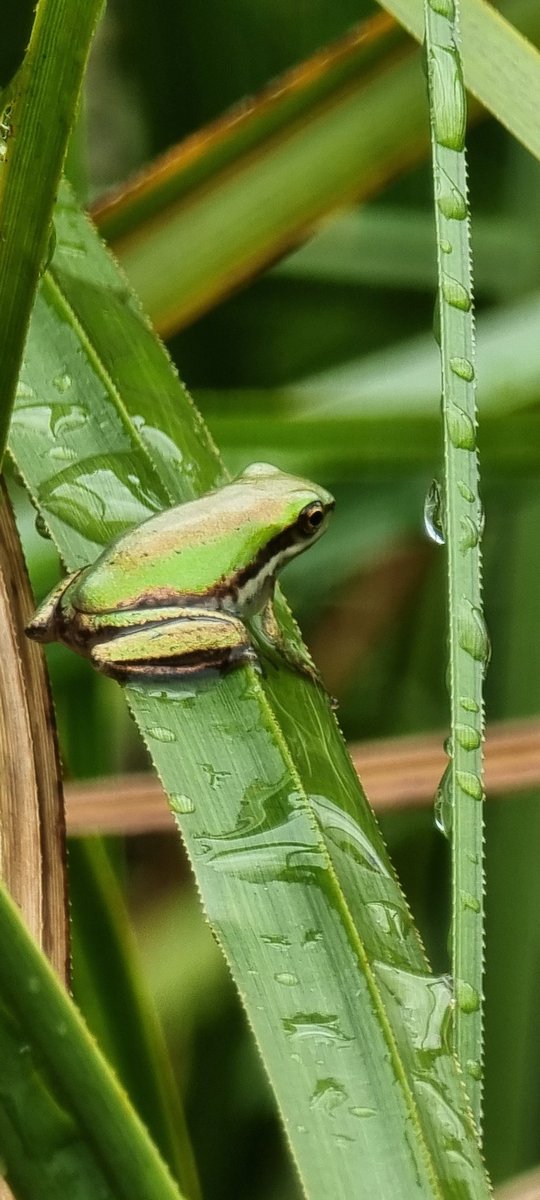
[197,815,323,883]
[350,1106,376,1119]
[146,725,176,743]
[53,372,72,394]
[433,295,441,345]
[201,763,232,789]
[447,404,476,450]
[460,696,479,713]
[457,599,490,666]
[436,168,467,220]
[460,891,481,913]
[455,723,481,751]
[49,445,78,462]
[310,1078,347,1113]
[429,0,455,16]
[43,223,57,274]
[56,1020,68,1037]
[310,793,391,877]
[49,405,87,439]
[442,275,471,311]
[28,976,40,994]
[261,934,291,948]
[435,761,453,838]
[34,511,51,540]
[459,514,480,551]
[456,771,484,801]
[0,104,12,162]
[466,1059,482,1081]
[439,238,452,254]
[457,481,475,503]
[449,356,474,381]
[303,929,322,946]
[275,972,298,987]
[374,963,453,1055]
[424,479,445,544]
[282,1013,352,1043]
[170,793,195,814]
[456,981,479,1013]
[429,46,467,151]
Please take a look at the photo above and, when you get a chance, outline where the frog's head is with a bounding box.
[236,462,335,566]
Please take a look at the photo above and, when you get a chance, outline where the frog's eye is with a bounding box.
[298,501,325,537]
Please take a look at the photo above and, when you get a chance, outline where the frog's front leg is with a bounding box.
[90,608,258,680]
[249,600,322,686]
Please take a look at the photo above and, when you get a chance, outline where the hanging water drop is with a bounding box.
[434,760,453,838]
[423,479,445,545]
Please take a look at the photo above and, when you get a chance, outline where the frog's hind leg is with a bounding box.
[25,570,85,643]
[90,611,258,680]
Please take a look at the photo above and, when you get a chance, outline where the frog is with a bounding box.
[26,463,334,681]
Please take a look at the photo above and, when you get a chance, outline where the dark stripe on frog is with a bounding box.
[96,643,256,680]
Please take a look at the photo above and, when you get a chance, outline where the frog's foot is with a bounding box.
[90,611,257,680]
[26,570,85,643]
[249,602,323,687]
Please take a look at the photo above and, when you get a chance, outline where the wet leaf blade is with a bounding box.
[423,0,485,1124]
[8,183,493,1198]
[0,0,103,461]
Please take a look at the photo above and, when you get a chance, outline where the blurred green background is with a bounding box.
[5,1,540,1195]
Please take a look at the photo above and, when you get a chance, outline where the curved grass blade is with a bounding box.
[0,882,186,1200]
[423,0,486,1127]
[0,0,104,463]
[7,180,493,1197]
[69,839,202,1200]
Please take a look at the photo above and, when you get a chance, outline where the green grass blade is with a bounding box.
[381,0,540,160]
[423,0,486,1127]
[7,180,493,1198]
[0,0,103,463]
[69,839,201,1200]
[0,882,186,1200]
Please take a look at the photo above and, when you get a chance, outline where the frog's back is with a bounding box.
[70,474,321,614]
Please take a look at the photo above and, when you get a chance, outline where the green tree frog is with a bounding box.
[26,463,334,681]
